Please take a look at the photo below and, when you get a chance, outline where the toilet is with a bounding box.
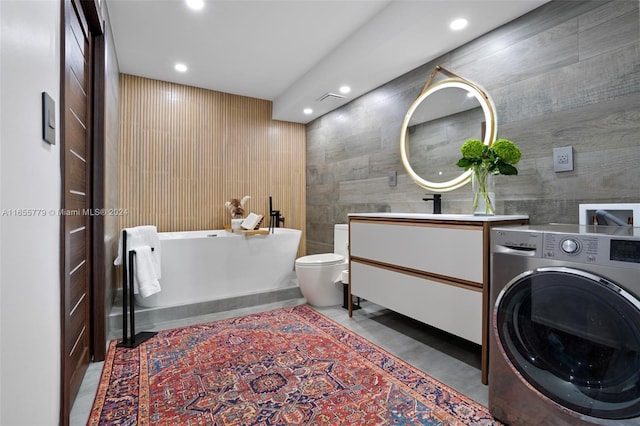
[295,224,348,306]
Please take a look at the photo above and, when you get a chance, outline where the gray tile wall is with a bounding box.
[305,0,640,254]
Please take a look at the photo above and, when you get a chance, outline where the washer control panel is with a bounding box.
[492,225,640,269]
[543,233,600,263]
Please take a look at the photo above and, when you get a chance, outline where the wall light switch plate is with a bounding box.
[553,146,573,172]
[388,170,397,187]
[42,92,56,145]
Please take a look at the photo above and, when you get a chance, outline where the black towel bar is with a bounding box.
[116,229,157,348]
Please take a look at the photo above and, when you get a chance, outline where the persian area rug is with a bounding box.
[89,304,500,425]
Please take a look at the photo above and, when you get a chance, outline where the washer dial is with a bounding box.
[560,238,581,254]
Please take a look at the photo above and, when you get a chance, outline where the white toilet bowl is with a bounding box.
[295,253,347,307]
[296,224,349,307]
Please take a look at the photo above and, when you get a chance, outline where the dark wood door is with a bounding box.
[61,0,92,417]
[60,0,104,424]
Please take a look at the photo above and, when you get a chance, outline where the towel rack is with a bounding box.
[116,229,157,348]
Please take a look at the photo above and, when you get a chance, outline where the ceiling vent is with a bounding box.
[316,92,346,102]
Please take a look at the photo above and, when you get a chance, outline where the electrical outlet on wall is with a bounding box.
[553,146,573,172]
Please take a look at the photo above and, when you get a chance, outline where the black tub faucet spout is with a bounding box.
[268,196,285,232]
[422,194,442,214]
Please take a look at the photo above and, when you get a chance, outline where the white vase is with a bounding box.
[231,218,243,231]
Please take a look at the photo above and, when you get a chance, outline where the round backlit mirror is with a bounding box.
[400,76,497,192]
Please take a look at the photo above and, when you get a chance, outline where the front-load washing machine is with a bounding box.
[489,224,640,425]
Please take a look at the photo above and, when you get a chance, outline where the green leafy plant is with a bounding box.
[456,138,521,176]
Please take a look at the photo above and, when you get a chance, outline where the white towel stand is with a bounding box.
[116,229,157,348]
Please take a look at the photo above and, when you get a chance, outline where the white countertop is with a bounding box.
[348,212,529,222]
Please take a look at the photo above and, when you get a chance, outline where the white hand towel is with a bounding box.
[114,226,161,277]
[114,225,162,298]
[133,245,161,298]
[134,226,161,279]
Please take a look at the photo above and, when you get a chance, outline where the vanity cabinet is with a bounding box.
[347,213,528,384]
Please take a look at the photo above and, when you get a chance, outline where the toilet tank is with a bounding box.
[334,224,348,257]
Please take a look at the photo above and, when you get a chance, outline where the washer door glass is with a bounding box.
[496,267,640,420]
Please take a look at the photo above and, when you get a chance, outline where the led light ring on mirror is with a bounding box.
[400,78,497,192]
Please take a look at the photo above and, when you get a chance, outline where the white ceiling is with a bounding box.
[106,0,549,124]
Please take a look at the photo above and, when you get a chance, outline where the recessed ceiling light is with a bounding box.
[186,0,204,11]
[450,18,468,31]
[303,108,313,115]
[339,86,351,94]
[174,63,188,72]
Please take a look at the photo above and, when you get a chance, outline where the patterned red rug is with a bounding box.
[89,304,500,425]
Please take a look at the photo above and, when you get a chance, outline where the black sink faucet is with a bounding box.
[422,194,442,214]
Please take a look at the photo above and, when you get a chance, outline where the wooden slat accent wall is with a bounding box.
[119,74,306,255]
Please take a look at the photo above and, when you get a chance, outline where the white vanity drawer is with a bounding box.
[351,261,482,345]
[350,220,483,283]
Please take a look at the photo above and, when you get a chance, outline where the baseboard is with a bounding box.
[108,286,303,340]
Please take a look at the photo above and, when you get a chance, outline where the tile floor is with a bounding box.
[71,298,487,425]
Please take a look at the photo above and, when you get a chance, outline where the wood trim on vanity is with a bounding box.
[349,216,485,229]
[350,257,484,291]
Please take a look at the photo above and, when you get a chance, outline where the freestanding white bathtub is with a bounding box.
[134,228,302,308]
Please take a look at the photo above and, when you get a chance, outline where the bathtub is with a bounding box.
[134,228,302,308]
